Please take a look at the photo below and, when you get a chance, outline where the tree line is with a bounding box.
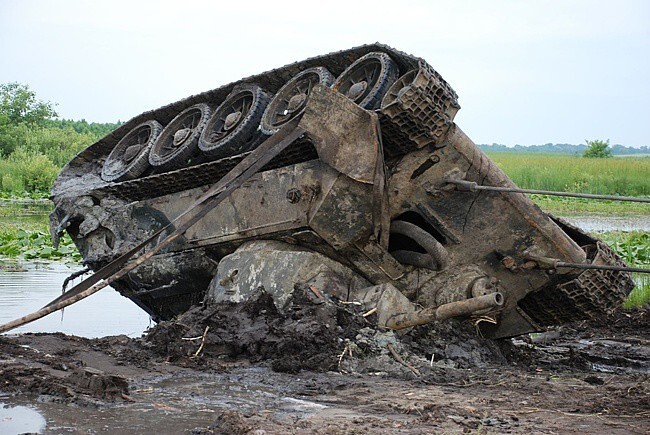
[478,142,648,155]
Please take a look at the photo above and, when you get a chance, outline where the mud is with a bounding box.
[146,285,369,374]
[0,298,647,433]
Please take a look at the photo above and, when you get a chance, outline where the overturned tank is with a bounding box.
[50,44,634,339]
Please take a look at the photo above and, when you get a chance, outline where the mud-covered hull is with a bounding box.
[50,44,633,336]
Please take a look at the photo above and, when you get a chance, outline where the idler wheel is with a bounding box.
[101,120,163,182]
[333,52,399,109]
[199,85,270,159]
[261,66,334,135]
[381,69,418,107]
[149,103,212,171]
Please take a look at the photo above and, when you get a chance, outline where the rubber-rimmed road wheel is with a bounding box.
[101,120,163,182]
[149,103,212,171]
[333,52,399,109]
[261,67,334,135]
[199,85,270,159]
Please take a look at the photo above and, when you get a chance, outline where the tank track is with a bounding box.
[52,44,459,202]
[98,137,317,202]
[518,217,635,326]
[379,62,460,158]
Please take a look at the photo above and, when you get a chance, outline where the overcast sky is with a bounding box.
[1,0,648,147]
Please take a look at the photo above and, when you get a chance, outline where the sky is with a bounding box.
[0,0,648,147]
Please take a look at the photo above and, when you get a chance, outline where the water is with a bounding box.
[561,214,650,232]
[0,262,152,338]
[0,368,330,434]
[0,403,46,435]
[0,200,51,229]
[1,201,152,338]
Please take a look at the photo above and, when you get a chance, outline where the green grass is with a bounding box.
[487,152,650,197]
[599,231,649,308]
[624,282,650,308]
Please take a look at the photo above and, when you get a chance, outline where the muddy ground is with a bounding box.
[0,289,648,433]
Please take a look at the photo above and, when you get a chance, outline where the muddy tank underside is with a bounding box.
[50,44,634,339]
[51,44,426,201]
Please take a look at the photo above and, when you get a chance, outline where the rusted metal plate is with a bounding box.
[146,161,331,247]
[308,173,375,250]
[299,85,379,184]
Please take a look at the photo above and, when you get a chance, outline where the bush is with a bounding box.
[4,147,60,194]
[1,172,24,192]
[0,119,101,196]
[20,153,60,192]
[24,126,95,165]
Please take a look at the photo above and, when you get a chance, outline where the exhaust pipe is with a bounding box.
[385,292,504,330]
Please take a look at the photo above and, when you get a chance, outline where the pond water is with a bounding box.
[0,199,51,228]
[1,201,152,338]
[0,262,152,338]
[561,214,650,232]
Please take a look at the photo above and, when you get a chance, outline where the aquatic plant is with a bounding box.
[0,228,81,262]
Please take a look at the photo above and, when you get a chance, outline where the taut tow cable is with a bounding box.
[448,179,650,203]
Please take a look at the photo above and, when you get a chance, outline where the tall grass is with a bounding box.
[599,231,650,308]
[487,152,650,196]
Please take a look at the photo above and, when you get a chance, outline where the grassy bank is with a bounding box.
[487,152,650,197]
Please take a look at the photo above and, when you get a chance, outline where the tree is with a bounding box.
[0,82,58,126]
[583,139,612,158]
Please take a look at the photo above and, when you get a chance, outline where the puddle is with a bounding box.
[0,368,330,433]
[145,369,328,421]
[591,363,618,373]
[0,262,151,338]
[0,403,46,435]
